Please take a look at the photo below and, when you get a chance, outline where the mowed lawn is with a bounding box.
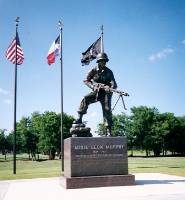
[0,154,185,180]
[129,156,185,177]
[0,154,61,180]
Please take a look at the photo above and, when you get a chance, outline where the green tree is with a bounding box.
[0,129,7,159]
[176,116,185,155]
[97,114,128,136]
[36,112,60,159]
[97,113,137,154]
[164,114,185,155]
[150,113,168,156]
[30,112,43,138]
[97,106,185,156]
[5,133,13,152]
[37,111,74,160]
[130,106,159,156]
[62,112,75,139]
[17,117,38,160]
[112,114,128,136]
[6,128,24,154]
[111,113,137,156]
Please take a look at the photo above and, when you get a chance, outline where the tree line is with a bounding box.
[0,111,74,160]
[98,106,185,156]
[0,106,185,159]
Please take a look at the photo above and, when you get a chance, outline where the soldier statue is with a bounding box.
[74,52,117,136]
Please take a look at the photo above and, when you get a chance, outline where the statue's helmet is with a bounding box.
[96,53,109,63]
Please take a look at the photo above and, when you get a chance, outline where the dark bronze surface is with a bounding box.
[75,55,117,135]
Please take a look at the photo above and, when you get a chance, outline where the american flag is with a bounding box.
[5,33,24,65]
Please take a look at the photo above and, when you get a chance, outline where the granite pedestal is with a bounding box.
[61,137,135,189]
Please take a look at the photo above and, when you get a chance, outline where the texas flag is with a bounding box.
[47,35,60,65]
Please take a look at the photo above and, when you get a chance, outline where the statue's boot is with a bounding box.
[107,126,112,137]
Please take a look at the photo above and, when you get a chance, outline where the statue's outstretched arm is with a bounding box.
[84,79,94,90]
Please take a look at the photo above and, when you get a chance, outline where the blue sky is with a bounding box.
[0,0,185,135]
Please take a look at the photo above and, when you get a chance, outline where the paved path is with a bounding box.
[0,173,185,200]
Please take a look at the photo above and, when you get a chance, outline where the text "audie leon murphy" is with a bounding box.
[74,144,124,150]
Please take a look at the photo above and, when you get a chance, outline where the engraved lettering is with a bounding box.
[74,145,88,150]
[90,145,103,150]
[105,145,124,149]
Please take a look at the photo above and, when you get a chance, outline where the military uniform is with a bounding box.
[78,65,117,131]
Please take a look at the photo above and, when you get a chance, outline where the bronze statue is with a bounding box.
[74,52,117,136]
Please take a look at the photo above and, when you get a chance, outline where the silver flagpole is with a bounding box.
[101,25,104,53]
[58,20,64,172]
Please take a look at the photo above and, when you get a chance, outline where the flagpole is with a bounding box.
[13,17,19,174]
[58,20,64,172]
[101,25,104,53]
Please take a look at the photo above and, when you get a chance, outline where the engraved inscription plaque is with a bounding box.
[64,137,128,177]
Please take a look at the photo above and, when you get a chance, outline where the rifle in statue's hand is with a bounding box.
[93,82,129,110]
[92,82,129,96]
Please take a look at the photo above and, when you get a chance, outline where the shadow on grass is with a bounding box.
[137,166,156,168]
[168,166,180,168]
[37,159,49,162]
[0,160,9,162]
[136,179,185,185]
[18,158,49,162]
[129,154,185,158]
[0,158,50,162]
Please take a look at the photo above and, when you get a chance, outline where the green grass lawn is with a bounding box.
[0,154,185,180]
[0,154,61,180]
[129,157,185,177]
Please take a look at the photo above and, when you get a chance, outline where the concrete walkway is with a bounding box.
[0,173,185,200]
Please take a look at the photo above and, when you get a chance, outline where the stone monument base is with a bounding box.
[62,137,135,189]
[61,174,135,189]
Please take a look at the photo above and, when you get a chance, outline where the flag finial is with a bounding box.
[101,24,104,34]
[15,17,20,27]
[58,20,64,30]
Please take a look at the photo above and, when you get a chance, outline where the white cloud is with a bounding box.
[0,88,9,95]
[4,99,12,105]
[182,39,185,44]
[149,48,174,62]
